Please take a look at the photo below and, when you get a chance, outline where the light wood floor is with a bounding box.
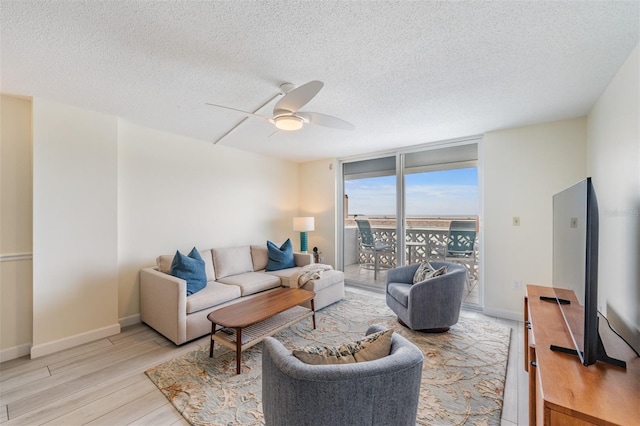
[0,287,528,425]
[346,287,529,426]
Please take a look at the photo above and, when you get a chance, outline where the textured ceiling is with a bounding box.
[1,1,638,162]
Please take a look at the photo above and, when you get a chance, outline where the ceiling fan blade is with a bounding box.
[297,112,355,131]
[205,103,273,122]
[274,81,323,115]
[267,129,280,138]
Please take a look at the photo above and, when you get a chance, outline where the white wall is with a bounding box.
[117,121,299,319]
[298,159,338,267]
[587,43,639,351]
[0,95,33,361]
[0,96,301,359]
[482,118,587,319]
[31,98,120,358]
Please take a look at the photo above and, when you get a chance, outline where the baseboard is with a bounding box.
[482,307,523,322]
[1,318,141,363]
[119,313,141,328]
[0,343,31,362]
[30,323,121,359]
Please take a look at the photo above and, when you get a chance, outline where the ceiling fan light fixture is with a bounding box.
[274,115,304,131]
[206,80,353,142]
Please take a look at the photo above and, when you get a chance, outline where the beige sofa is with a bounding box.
[140,244,345,345]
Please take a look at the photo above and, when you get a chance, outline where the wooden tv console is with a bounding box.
[524,285,640,425]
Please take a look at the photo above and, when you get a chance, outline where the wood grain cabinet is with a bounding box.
[524,285,640,425]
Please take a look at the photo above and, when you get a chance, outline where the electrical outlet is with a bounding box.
[513,217,521,226]
[513,280,522,289]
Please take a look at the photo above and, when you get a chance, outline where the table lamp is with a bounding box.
[293,217,315,253]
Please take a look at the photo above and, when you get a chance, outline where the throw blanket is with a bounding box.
[290,263,333,288]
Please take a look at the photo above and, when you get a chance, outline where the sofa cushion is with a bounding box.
[413,261,447,284]
[293,329,393,365]
[264,266,301,286]
[216,272,281,296]
[212,246,253,279]
[156,255,173,274]
[265,239,295,271]
[198,249,216,281]
[266,268,344,291]
[170,248,207,296]
[157,249,215,281]
[299,269,344,292]
[251,245,269,271]
[186,282,241,314]
[387,282,411,307]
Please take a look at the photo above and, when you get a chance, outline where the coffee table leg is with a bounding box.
[235,328,242,374]
[210,322,216,357]
[311,299,316,329]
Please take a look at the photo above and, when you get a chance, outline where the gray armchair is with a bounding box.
[386,261,466,332]
[261,324,424,426]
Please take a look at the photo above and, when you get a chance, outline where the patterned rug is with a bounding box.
[145,292,511,425]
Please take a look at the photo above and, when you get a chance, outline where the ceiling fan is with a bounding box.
[206,81,354,142]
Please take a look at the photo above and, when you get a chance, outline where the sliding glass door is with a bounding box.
[339,140,481,307]
[404,144,479,305]
[342,156,397,288]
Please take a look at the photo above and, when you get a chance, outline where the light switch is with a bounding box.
[513,217,520,226]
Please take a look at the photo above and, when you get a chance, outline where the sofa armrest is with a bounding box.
[140,267,187,345]
[294,252,312,267]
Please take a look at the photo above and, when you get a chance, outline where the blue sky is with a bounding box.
[345,167,478,216]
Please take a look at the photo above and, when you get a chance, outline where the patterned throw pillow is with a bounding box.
[413,262,447,284]
[293,329,393,365]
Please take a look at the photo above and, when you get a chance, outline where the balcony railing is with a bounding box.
[344,217,479,301]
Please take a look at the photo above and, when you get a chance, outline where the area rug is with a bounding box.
[145,292,511,425]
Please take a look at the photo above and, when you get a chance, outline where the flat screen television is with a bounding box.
[551,178,625,368]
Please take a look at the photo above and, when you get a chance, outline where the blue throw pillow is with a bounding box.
[170,247,207,296]
[265,239,295,271]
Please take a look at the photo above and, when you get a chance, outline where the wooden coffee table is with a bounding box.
[207,288,316,374]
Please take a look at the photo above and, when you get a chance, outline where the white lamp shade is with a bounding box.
[293,216,315,232]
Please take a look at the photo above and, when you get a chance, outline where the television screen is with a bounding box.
[553,180,588,302]
[551,178,625,368]
[552,179,591,364]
